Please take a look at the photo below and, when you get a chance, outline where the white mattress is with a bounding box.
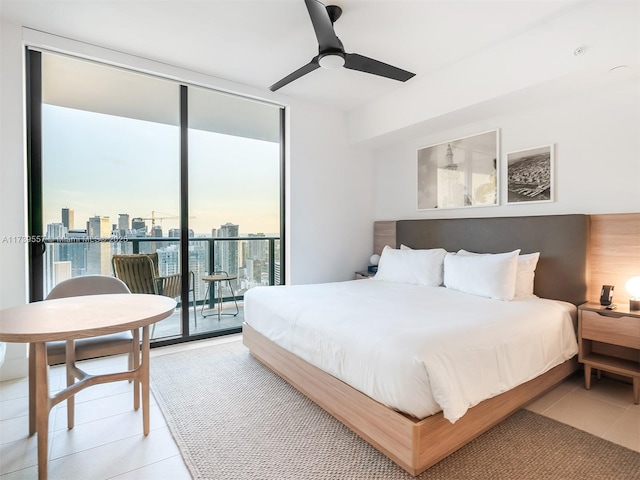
[244,280,578,422]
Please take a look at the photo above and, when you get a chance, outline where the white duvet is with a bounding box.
[244,280,578,423]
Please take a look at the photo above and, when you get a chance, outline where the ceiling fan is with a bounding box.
[269,0,416,91]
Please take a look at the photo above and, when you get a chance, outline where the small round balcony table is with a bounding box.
[0,294,176,480]
[201,273,240,321]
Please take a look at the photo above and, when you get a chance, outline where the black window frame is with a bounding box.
[25,48,286,346]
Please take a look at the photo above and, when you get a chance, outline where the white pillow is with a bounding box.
[444,249,520,300]
[457,249,540,298]
[373,245,447,286]
[514,253,540,298]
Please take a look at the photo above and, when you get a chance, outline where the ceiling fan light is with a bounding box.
[319,53,345,69]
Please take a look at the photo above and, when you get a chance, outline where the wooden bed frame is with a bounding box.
[244,324,577,475]
[243,214,591,476]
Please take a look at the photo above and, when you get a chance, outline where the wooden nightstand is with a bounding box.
[578,302,640,404]
[355,271,375,280]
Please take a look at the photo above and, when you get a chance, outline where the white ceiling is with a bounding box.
[41,52,283,142]
[2,0,616,112]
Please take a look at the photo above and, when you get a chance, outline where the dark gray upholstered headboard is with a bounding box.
[396,215,589,306]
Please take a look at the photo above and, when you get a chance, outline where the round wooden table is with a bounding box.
[0,294,176,480]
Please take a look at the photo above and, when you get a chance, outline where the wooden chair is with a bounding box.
[111,253,196,336]
[45,275,139,428]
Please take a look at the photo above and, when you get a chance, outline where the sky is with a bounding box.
[42,104,281,237]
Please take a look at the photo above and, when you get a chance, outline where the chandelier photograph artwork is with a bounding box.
[417,130,499,210]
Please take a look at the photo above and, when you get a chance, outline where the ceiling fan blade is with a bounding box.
[344,53,415,82]
[305,0,342,51]
[269,57,320,91]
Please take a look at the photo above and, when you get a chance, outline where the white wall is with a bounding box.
[288,102,374,284]
[0,20,30,379]
[0,23,374,379]
[344,0,639,222]
[348,1,639,148]
[372,74,640,221]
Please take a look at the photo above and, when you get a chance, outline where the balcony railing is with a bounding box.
[42,235,280,340]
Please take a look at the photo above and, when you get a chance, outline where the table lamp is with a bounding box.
[368,254,380,274]
[626,276,640,310]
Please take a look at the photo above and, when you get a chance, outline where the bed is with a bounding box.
[243,214,589,475]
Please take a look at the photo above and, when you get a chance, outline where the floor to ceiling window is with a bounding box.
[27,49,285,345]
[186,87,282,337]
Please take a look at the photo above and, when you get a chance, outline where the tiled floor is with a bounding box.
[1,337,638,479]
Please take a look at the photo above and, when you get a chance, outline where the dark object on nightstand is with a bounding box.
[599,285,614,306]
[367,265,378,274]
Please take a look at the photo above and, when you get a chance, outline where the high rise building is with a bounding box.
[131,218,147,237]
[118,214,130,236]
[61,208,74,230]
[46,223,66,239]
[87,216,110,238]
[188,241,207,300]
[245,233,267,261]
[86,215,111,275]
[46,233,86,293]
[241,233,269,287]
[157,244,179,276]
[245,258,255,281]
[217,222,239,238]
[214,222,239,279]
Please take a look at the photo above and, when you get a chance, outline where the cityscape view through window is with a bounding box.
[43,105,282,301]
[35,51,283,341]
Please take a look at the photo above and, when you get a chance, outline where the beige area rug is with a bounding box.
[150,340,640,480]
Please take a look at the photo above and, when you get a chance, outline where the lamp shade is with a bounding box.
[626,276,640,298]
[626,276,640,310]
[370,254,381,266]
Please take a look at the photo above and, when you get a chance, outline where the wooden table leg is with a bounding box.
[141,325,150,435]
[28,343,36,436]
[34,342,49,480]
[65,339,75,430]
[133,328,140,411]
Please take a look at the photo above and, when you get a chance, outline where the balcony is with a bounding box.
[152,300,246,340]
[42,235,280,342]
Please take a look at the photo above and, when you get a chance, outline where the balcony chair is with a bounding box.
[45,275,139,428]
[111,253,196,336]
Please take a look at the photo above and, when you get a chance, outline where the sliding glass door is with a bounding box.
[187,87,282,335]
[27,49,284,344]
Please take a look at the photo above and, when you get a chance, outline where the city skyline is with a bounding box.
[48,207,279,239]
[44,218,281,313]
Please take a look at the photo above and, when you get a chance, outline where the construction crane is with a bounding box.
[138,211,195,229]
[138,211,176,229]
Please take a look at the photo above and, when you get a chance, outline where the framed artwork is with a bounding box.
[417,130,499,210]
[506,145,554,204]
